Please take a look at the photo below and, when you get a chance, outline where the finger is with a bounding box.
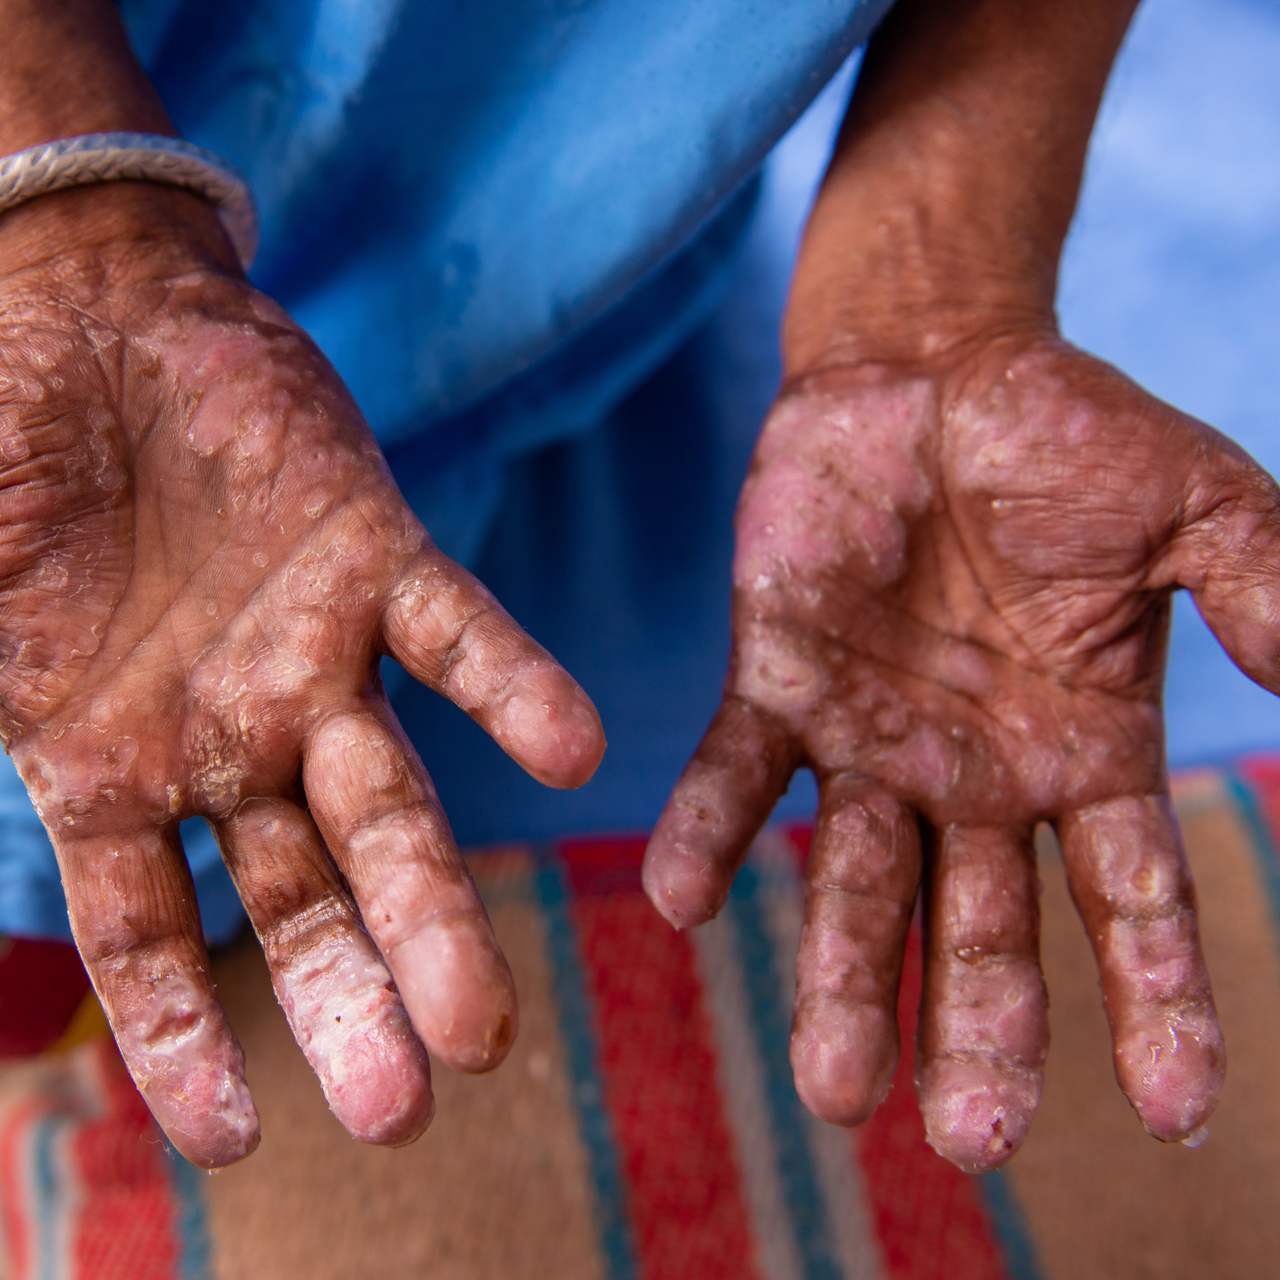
[917,824,1048,1172]
[303,707,518,1073]
[217,797,433,1145]
[1172,448,1280,694]
[381,546,605,789]
[642,696,798,928]
[789,776,920,1126]
[56,823,260,1168]
[1056,794,1224,1141]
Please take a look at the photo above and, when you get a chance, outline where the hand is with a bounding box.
[644,331,1279,1169]
[0,185,605,1167]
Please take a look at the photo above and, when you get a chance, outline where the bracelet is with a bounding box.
[0,132,258,270]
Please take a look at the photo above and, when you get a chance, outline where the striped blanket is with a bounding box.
[1,760,1279,1279]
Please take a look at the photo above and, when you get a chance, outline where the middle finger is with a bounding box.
[302,705,518,1074]
[917,823,1048,1171]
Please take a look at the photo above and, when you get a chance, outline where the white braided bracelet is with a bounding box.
[0,132,258,270]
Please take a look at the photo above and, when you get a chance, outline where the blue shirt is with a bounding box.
[0,0,892,940]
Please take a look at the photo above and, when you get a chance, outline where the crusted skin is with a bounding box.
[645,337,1273,1167]
[0,202,600,1164]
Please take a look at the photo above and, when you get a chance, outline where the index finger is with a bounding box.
[381,545,605,790]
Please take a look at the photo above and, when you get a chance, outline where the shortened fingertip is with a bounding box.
[641,842,724,930]
[165,1104,262,1170]
[115,985,263,1170]
[918,1059,1040,1173]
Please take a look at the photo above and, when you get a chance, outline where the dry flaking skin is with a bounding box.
[643,338,1277,1170]
[0,208,603,1168]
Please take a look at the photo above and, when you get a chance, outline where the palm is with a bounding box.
[734,340,1201,822]
[647,335,1280,1170]
[0,258,604,1167]
[8,285,420,812]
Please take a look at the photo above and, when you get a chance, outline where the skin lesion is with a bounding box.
[646,318,1268,1165]
[0,222,610,1164]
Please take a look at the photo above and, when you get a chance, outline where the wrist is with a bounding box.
[0,181,241,289]
[0,0,173,156]
[0,1,241,287]
[781,0,1138,377]
[782,187,1060,379]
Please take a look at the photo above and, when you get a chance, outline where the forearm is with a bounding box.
[785,0,1140,371]
[0,0,173,148]
[0,0,233,279]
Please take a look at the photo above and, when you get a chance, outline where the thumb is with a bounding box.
[1172,435,1280,695]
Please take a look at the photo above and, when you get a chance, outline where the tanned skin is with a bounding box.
[645,0,1280,1170]
[0,0,1272,1173]
[0,0,605,1167]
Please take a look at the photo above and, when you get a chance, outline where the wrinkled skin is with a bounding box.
[645,332,1280,1170]
[0,213,605,1168]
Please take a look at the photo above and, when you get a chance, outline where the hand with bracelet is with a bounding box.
[0,0,605,1166]
[0,0,1272,1176]
[646,0,1276,1171]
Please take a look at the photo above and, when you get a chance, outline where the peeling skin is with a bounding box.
[272,932,433,1145]
[109,971,260,1169]
[645,336,1264,1167]
[0,215,603,1161]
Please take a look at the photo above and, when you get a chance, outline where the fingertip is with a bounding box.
[173,1121,262,1171]
[146,1055,262,1169]
[1115,1010,1225,1142]
[790,999,898,1128]
[917,1059,1040,1172]
[435,998,519,1075]
[641,703,795,929]
[327,1030,435,1145]
[388,925,520,1075]
[499,676,606,790]
[641,835,723,930]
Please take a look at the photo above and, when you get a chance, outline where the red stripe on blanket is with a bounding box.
[73,1041,183,1280]
[0,937,91,1057]
[0,1041,183,1280]
[1238,756,1280,851]
[0,1097,43,1278]
[561,838,760,1280]
[785,825,1010,1280]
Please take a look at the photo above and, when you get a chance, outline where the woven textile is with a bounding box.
[2,760,1280,1279]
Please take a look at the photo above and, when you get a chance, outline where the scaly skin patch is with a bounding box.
[647,338,1272,1168]
[0,226,602,1165]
